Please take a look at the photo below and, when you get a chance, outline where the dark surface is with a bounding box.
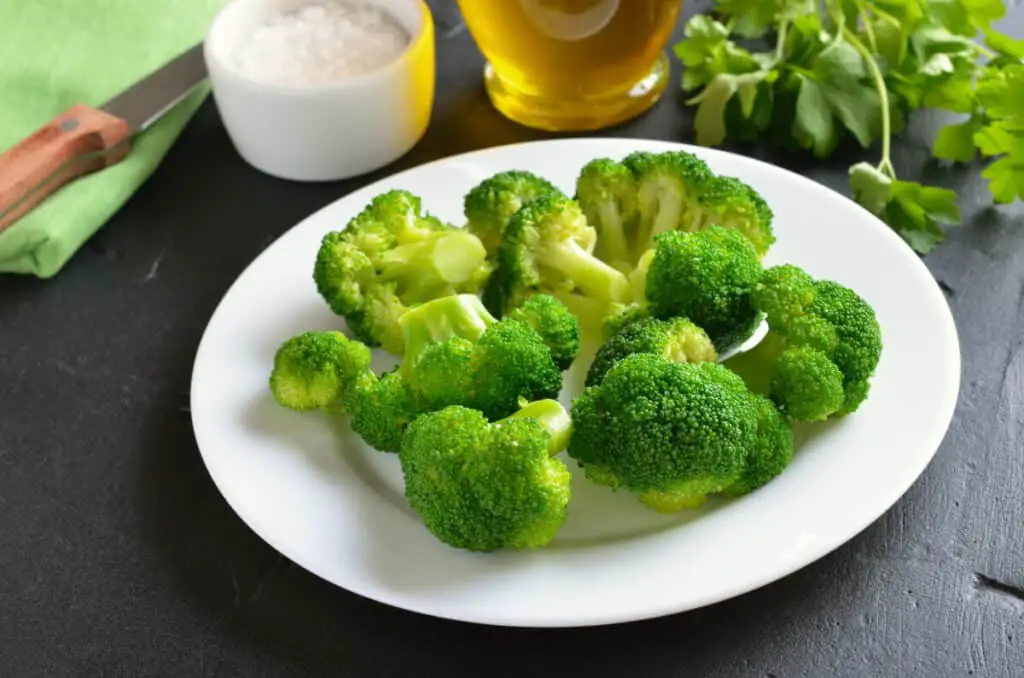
[2,2,1023,676]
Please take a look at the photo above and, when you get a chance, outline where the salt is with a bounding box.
[232,0,411,86]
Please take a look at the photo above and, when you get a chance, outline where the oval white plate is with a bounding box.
[190,138,961,627]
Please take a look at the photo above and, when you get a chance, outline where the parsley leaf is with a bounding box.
[690,71,776,146]
[850,163,961,254]
[672,0,1023,255]
[933,119,980,162]
[715,0,815,38]
[794,77,836,157]
[972,63,1024,204]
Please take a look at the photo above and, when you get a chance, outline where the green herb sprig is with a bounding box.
[673,0,1024,253]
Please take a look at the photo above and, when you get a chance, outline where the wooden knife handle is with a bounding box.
[0,104,131,233]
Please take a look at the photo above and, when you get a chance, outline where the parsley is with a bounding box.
[673,0,1023,254]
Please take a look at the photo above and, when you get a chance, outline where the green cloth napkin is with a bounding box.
[0,0,228,278]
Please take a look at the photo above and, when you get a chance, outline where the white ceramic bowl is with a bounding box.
[204,0,435,182]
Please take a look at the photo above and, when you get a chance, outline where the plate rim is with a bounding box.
[189,136,962,627]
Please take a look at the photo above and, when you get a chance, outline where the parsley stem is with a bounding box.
[854,0,879,54]
[825,0,846,41]
[868,6,901,28]
[844,28,896,178]
[774,20,790,63]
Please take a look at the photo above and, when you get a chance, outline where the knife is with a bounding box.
[0,43,207,233]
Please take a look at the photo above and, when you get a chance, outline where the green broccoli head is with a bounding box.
[726,265,882,420]
[586,316,718,387]
[569,353,759,512]
[751,264,816,329]
[507,294,581,370]
[342,368,422,453]
[482,194,633,328]
[399,400,573,552]
[575,157,638,269]
[644,226,763,351]
[688,175,775,257]
[269,331,372,412]
[625,150,714,262]
[398,294,563,420]
[467,319,565,420]
[409,338,473,412]
[768,346,845,422]
[313,189,491,354]
[464,170,563,257]
[601,303,651,341]
[720,395,794,497]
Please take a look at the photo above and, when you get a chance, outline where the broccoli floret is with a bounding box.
[725,265,882,420]
[586,317,717,387]
[684,175,775,257]
[464,170,563,257]
[624,150,713,262]
[399,399,573,552]
[720,395,794,497]
[468,321,565,419]
[268,331,372,412]
[644,226,763,351]
[507,294,581,370]
[399,294,563,420]
[342,369,421,453]
[313,190,491,354]
[482,194,633,331]
[771,345,845,421]
[408,338,474,412]
[569,353,759,512]
[575,158,638,269]
[601,303,650,341]
[752,264,816,329]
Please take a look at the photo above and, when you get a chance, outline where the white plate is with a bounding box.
[190,138,961,627]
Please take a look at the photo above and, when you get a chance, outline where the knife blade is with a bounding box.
[0,43,208,233]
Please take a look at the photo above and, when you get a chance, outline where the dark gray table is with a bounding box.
[3,2,1022,676]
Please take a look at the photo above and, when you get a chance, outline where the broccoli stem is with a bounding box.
[629,249,655,303]
[542,239,632,303]
[378,231,488,298]
[595,202,632,267]
[504,399,573,455]
[636,180,686,259]
[551,292,625,338]
[399,294,496,377]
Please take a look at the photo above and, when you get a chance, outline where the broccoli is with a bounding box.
[399,294,564,420]
[720,394,794,497]
[575,152,774,268]
[770,345,845,422]
[464,170,563,257]
[399,399,573,552]
[724,264,882,420]
[507,293,581,370]
[313,190,491,354]
[569,353,759,512]
[482,193,633,332]
[644,226,763,351]
[601,303,650,341]
[586,317,717,387]
[269,331,372,411]
[684,175,775,258]
[342,368,422,453]
[624,150,714,263]
[575,158,638,270]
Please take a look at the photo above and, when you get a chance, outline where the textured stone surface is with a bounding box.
[1,2,1022,676]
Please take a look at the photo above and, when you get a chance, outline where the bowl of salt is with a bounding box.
[204,0,435,181]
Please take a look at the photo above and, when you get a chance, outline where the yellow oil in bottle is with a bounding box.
[455,0,683,131]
